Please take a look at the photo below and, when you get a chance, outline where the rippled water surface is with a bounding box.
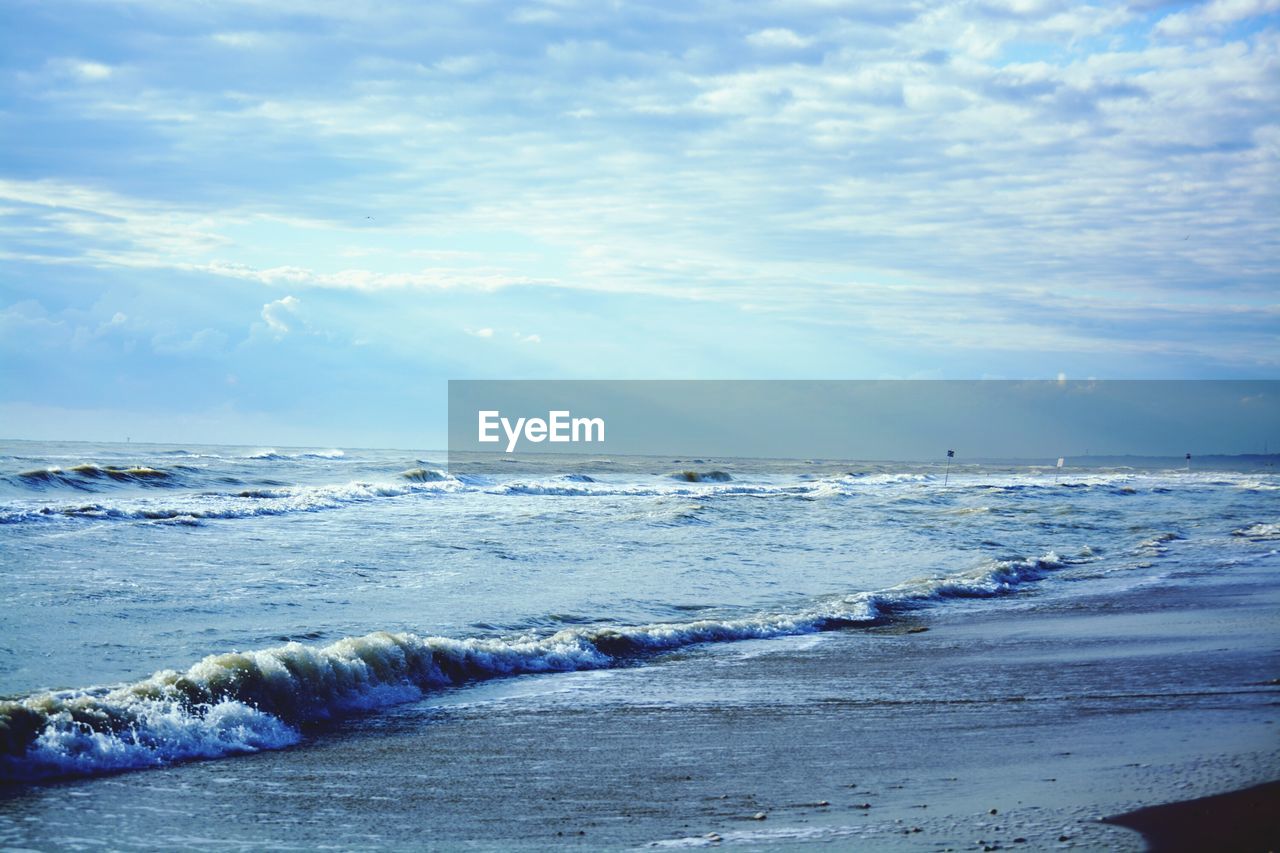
[1,441,1275,779]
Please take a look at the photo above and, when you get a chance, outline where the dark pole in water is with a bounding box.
[1185,452,1191,471]
[944,449,955,485]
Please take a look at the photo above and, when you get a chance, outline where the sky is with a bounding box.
[1,0,1277,447]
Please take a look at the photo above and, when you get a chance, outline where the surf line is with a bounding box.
[478,410,605,453]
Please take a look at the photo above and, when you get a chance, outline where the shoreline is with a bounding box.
[1,561,1277,849]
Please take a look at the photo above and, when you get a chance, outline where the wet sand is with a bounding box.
[2,563,1277,850]
[1103,779,1279,852]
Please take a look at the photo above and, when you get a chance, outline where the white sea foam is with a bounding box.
[246,448,345,460]
[22,700,301,776]
[1233,522,1280,539]
[1,478,461,524]
[487,480,803,498]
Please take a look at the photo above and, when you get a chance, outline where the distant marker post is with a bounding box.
[944,449,955,486]
[1185,452,1191,471]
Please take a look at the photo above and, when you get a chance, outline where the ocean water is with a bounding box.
[0,440,1276,784]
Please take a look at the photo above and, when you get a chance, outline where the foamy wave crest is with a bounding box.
[3,478,461,525]
[6,699,301,777]
[1232,522,1280,540]
[0,631,610,780]
[0,552,1068,781]
[838,472,935,485]
[489,480,807,498]
[246,449,345,460]
[1137,531,1185,554]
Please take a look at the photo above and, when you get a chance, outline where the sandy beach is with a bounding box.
[3,532,1275,851]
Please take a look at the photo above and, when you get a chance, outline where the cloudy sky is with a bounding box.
[2,0,1277,446]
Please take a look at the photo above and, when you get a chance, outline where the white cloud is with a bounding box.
[3,0,1277,371]
[68,60,113,80]
[261,295,300,335]
[0,178,230,261]
[211,31,265,48]
[435,55,487,75]
[746,28,813,49]
[1157,0,1280,37]
[467,327,495,338]
[213,264,546,292]
[509,6,559,24]
[151,327,228,354]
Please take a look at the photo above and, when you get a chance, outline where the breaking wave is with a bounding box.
[669,470,733,483]
[1,479,460,525]
[400,467,449,482]
[246,449,345,460]
[487,480,800,498]
[14,464,178,490]
[1232,522,1280,540]
[0,551,1068,781]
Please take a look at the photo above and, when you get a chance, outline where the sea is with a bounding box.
[0,440,1276,844]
